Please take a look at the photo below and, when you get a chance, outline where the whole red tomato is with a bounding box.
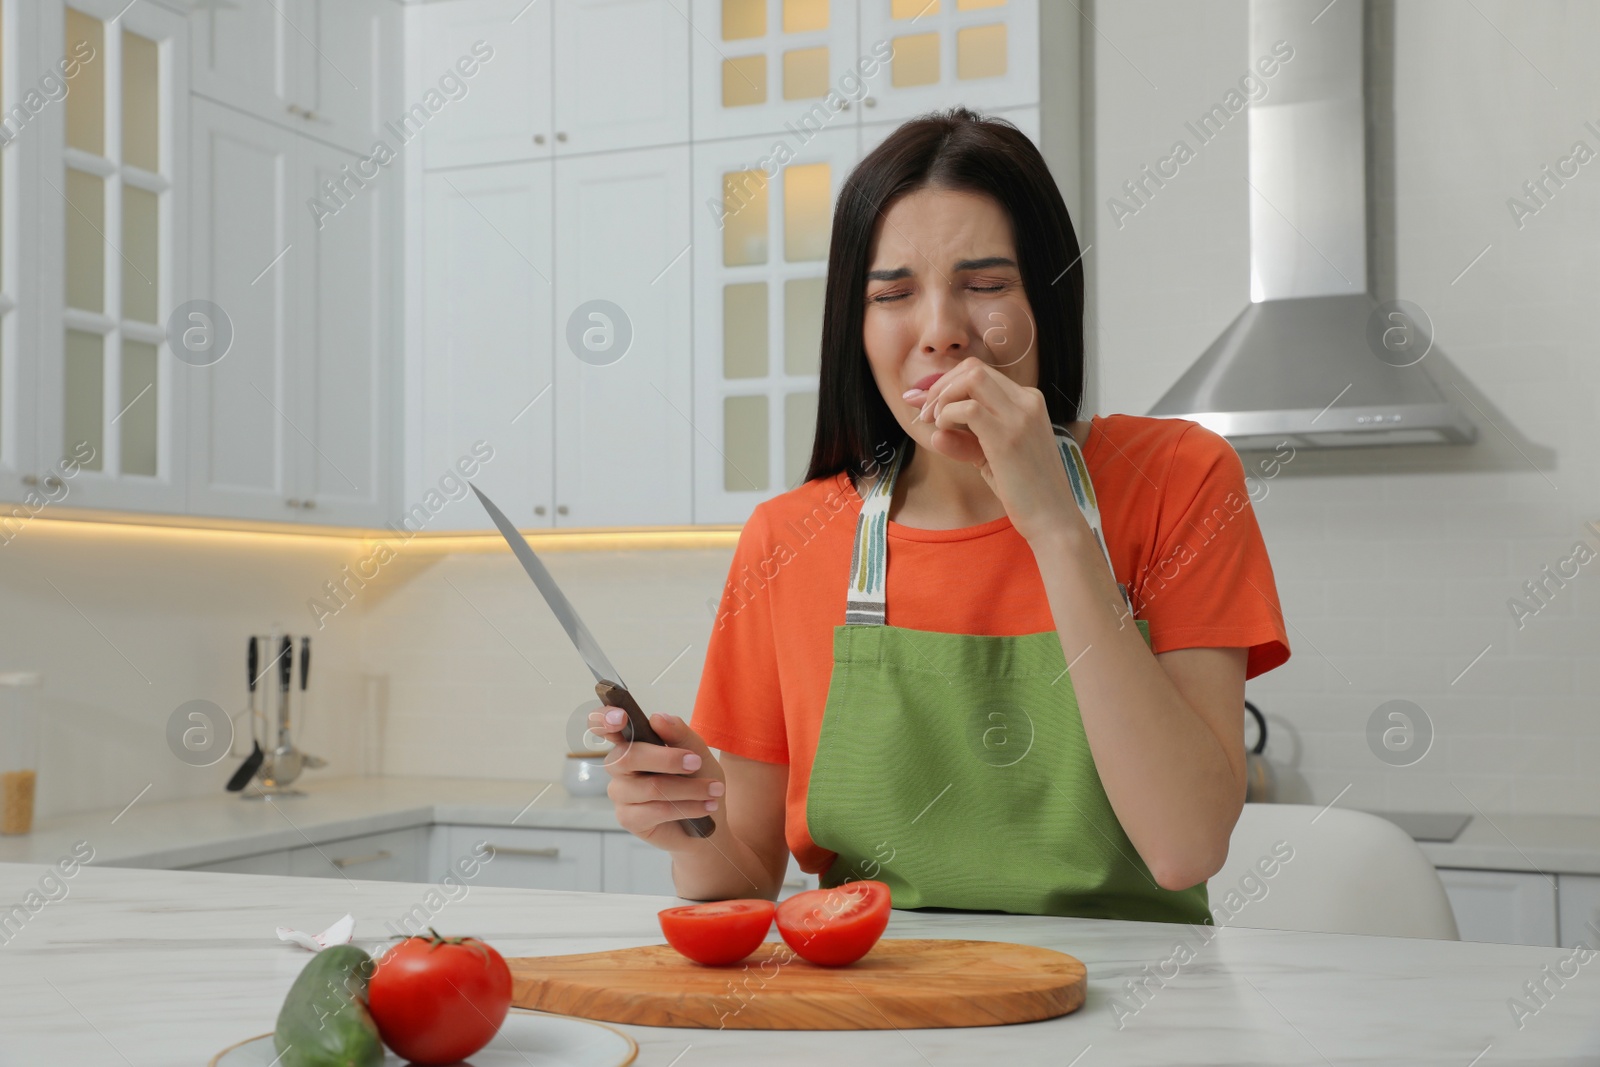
[367,929,513,1065]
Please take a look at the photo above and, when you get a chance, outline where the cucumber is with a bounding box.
[273,944,385,1067]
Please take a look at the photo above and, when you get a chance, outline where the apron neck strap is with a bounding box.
[845,427,1129,627]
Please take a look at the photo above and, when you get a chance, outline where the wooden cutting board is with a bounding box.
[508,939,1085,1030]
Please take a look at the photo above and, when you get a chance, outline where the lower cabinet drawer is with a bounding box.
[290,827,426,882]
[445,825,602,892]
[186,849,294,875]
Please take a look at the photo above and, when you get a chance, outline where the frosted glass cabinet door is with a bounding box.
[419,163,555,531]
[34,0,189,513]
[857,0,1039,123]
[419,0,554,169]
[551,145,693,527]
[289,137,389,527]
[551,0,689,155]
[690,0,874,141]
[185,98,299,522]
[691,128,858,524]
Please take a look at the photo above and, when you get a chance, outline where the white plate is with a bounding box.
[209,1009,638,1067]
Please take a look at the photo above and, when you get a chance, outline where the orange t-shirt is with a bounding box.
[689,414,1291,878]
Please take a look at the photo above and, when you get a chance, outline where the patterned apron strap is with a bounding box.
[845,428,1131,627]
[845,446,905,626]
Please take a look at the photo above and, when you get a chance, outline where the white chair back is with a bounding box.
[1206,804,1459,940]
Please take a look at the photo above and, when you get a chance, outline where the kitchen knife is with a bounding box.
[468,482,715,839]
[299,636,326,770]
[225,636,264,792]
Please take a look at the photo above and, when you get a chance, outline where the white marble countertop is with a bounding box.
[5,773,1600,878]
[0,775,619,871]
[0,861,1595,1065]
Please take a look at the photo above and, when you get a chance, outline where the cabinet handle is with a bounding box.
[556,505,569,516]
[782,878,806,888]
[840,100,850,110]
[287,104,318,121]
[287,498,301,508]
[533,505,546,516]
[301,499,316,509]
[533,133,546,145]
[20,475,37,486]
[42,476,62,489]
[331,850,392,869]
[485,845,560,859]
[555,131,568,142]
[864,97,877,108]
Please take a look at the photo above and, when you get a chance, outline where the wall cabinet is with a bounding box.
[187,99,390,526]
[190,0,394,155]
[30,0,191,514]
[417,0,689,171]
[414,144,690,530]
[1438,868,1559,947]
[417,163,554,530]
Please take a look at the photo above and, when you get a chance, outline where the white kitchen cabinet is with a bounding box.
[602,831,678,896]
[417,163,555,530]
[417,0,553,169]
[289,826,427,882]
[551,144,692,527]
[185,848,295,876]
[690,127,858,523]
[0,0,41,506]
[188,98,390,524]
[186,100,300,521]
[32,0,191,514]
[1438,868,1559,947]
[445,824,604,892]
[552,0,690,156]
[190,0,394,154]
[601,832,818,899]
[418,0,688,170]
[1557,874,1600,949]
[291,135,392,527]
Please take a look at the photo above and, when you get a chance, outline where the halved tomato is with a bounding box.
[658,899,776,966]
[775,880,891,967]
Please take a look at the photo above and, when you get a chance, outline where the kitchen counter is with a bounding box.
[1419,812,1600,877]
[0,861,1595,1064]
[8,774,1600,879]
[0,775,617,871]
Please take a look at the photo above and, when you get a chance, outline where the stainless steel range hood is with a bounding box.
[1147,0,1477,451]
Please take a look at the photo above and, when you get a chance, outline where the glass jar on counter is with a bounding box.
[0,672,42,835]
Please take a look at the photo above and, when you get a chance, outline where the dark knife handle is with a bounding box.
[595,681,716,839]
[300,636,310,691]
[247,636,258,692]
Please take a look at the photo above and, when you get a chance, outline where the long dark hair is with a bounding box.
[803,107,1087,490]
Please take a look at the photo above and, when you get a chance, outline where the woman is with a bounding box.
[591,107,1290,923]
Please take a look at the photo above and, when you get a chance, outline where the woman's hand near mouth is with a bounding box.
[901,355,1087,546]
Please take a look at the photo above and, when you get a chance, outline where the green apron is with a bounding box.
[805,428,1211,924]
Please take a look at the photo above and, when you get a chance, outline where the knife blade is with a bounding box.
[469,482,716,839]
